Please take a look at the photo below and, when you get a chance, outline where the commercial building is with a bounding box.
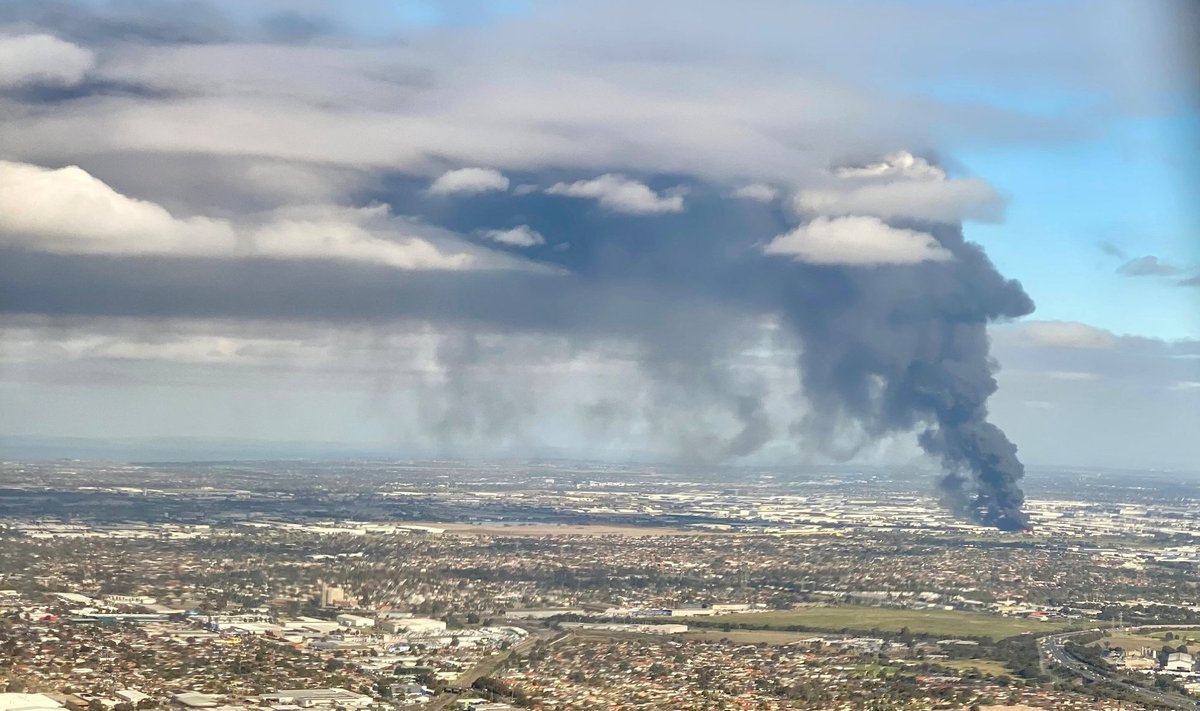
[1166,652,1195,673]
[171,693,221,708]
[335,614,374,629]
[378,617,446,634]
[104,595,157,607]
[256,689,372,708]
[115,691,150,705]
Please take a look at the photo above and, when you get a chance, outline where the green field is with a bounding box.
[937,659,1014,677]
[704,606,1074,640]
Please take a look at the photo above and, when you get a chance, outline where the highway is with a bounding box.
[405,625,1195,710]
[1037,628,1198,710]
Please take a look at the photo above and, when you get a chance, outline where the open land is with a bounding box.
[706,606,1078,639]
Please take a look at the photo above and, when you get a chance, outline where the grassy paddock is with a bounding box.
[701,605,1074,640]
[1097,628,1200,655]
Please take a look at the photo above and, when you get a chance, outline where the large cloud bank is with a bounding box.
[0,0,1196,525]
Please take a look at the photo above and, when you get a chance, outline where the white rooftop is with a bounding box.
[0,694,65,711]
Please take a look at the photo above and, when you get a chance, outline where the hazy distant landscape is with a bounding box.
[3,458,1200,708]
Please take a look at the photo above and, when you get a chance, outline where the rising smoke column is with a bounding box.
[777,224,1034,529]
[0,156,1037,529]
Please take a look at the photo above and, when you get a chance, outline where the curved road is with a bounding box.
[1037,627,1199,710]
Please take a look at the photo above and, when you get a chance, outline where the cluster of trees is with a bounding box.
[472,676,534,707]
[986,636,1046,681]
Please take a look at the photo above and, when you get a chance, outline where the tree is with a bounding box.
[5,677,27,693]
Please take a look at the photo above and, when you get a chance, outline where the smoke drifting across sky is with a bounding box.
[0,0,1197,527]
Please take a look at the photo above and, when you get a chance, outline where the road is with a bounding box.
[1037,628,1198,710]
[409,631,557,711]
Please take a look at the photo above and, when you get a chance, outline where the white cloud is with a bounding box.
[0,34,94,88]
[763,216,952,266]
[731,183,780,202]
[795,177,1004,223]
[835,151,946,181]
[546,174,684,214]
[792,150,1004,224]
[0,160,496,270]
[428,167,510,195]
[1017,321,1120,350]
[480,225,545,248]
[1169,381,1200,392]
[0,159,237,254]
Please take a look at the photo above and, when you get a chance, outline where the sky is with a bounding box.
[0,0,1197,476]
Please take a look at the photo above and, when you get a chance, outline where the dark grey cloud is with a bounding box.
[0,166,1036,528]
[257,10,337,44]
[0,246,739,343]
[0,0,234,46]
[0,3,1097,189]
[0,77,179,104]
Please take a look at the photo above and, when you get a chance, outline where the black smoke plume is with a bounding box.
[777,226,1034,529]
[0,182,1035,528]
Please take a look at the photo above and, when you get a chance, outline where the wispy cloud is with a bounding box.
[1117,255,1180,277]
[1044,370,1099,381]
[1014,321,1119,350]
[731,183,779,203]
